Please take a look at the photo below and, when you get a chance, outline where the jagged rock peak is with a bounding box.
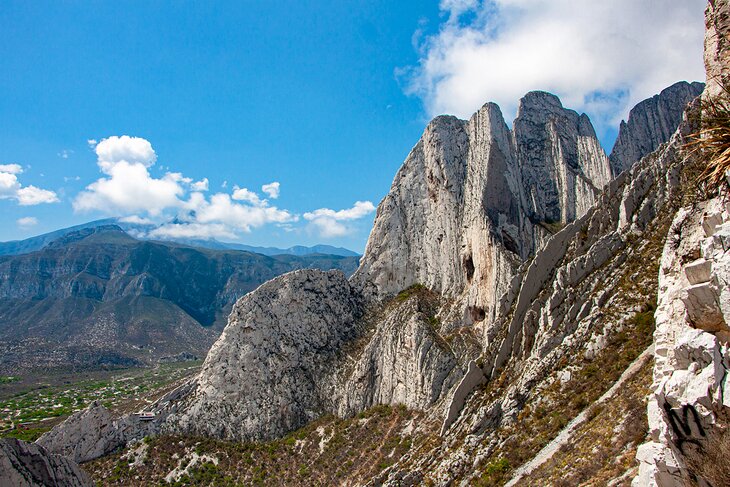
[609,81,705,176]
[356,89,612,325]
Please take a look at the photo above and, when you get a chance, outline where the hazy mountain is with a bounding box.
[0,218,359,257]
[0,225,359,372]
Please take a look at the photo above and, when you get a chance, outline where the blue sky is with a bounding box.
[0,1,706,251]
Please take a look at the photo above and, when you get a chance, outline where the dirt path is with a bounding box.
[504,344,654,487]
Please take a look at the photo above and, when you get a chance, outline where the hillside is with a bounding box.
[0,225,359,372]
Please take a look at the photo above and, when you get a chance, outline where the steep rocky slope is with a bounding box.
[0,225,359,371]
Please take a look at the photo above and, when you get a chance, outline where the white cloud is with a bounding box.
[0,164,23,174]
[75,135,298,239]
[405,0,706,131]
[17,216,38,228]
[0,165,59,206]
[196,193,297,233]
[191,178,209,192]
[148,222,238,240]
[231,186,262,206]
[303,201,375,238]
[58,150,73,159]
[0,172,21,198]
[118,215,155,225]
[17,186,60,205]
[74,160,184,216]
[262,181,280,199]
[94,135,157,174]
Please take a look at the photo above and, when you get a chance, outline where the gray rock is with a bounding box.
[166,269,363,441]
[704,0,730,99]
[0,438,91,487]
[609,81,704,176]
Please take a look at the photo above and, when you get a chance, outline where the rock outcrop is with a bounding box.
[167,270,364,441]
[355,93,613,334]
[0,438,91,487]
[609,81,704,176]
[632,198,730,487]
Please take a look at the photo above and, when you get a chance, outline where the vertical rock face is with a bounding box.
[355,93,612,328]
[705,0,730,98]
[609,81,705,176]
[514,91,612,225]
[0,438,91,487]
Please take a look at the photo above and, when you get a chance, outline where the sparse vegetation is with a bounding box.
[0,361,200,438]
[87,403,420,486]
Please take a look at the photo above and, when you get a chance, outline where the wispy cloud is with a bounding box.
[403,0,706,133]
[16,216,38,228]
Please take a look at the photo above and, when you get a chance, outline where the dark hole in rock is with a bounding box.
[469,306,486,322]
[464,254,475,282]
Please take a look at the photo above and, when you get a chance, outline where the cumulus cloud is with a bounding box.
[262,182,280,199]
[196,193,297,232]
[75,135,298,240]
[405,0,706,132]
[17,216,38,228]
[94,135,157,174]
[191,178,209,192]
[17,186,60,205]
[231,186,263,206]
[303,201,375,238]
[0,164,23,174]
[74,160,184,216]
[0,164,59,206]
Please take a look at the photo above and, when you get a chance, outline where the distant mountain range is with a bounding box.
[0,218,359,257]
[0,225,360,372]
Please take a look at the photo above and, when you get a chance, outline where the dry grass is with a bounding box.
[684,417,730,487]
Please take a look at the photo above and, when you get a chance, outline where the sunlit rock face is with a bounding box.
[355,92,614,329]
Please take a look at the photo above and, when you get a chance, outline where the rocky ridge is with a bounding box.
[609,81,705,176]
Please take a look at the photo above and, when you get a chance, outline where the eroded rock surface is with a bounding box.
[634,200,730,486]
[167,269,364,441]
[0,438,91,487]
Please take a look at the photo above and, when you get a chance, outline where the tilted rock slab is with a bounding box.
[0,438,91,487]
